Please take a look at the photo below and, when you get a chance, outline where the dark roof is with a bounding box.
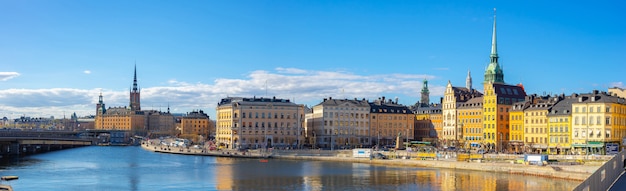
[412,104,442,115]
[218,96,297,107]
[457,96,483,109]
[547,96,577,116]
[369,102,413,114]
[492,83,526,99]
[451,86,483,103]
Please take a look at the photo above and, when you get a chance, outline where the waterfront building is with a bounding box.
[481,11,527,152]
[309,97,370,149]
[442,79,482,146]
[547,95,575,154]
[571,91,626,155]
[509,101,529,153]
[457,96,483,149]
[411,103,442,143]
[369,97,414,148]
[523,95,557,153]
[216,97,305,149]
[145,108,177,137]
[180,110,211,138]
[95,66,176,136]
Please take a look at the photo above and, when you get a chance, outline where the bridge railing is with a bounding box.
[0,130,79,138]
[573,150,626,191]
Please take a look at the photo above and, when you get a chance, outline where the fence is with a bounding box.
[573,150,626,191]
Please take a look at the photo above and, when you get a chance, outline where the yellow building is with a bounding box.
[457,96,483,150]
[369,97,414,148]
[509,101,528,153]
[180,110,211,137]
[547,95,575,154]
[412,103,442,142]
[481,11,526,152]
[523,100,554,153]
[216,97,305,149]
[571,91,626,154]
[308,97,371,149]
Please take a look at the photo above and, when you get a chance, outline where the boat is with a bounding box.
[0,176,18,181]
[0,184,13,191]
[259,159,269,163]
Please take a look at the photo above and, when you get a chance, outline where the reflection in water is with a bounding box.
[211,158,577,191]
[0,147,579,191]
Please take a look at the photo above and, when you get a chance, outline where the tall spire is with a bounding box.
[491,8,497,58]
[420,79,430,106]
[484,8,504,84]
[130,64,141,111]
[132,63,138,91]
[466,69,472,90]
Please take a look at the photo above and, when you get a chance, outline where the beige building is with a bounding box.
[216,97,304,149]
[369,97,414,148]
[609,87,626,99]
[442,79,482,146]
[180,110,211,138]
[309,97,371,149]
[571,91,626,155]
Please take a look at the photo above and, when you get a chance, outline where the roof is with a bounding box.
[314,97,370,108]
[547,96,577,116]
[218,96,298,107]
[369,102,413,114]
[412,104,442,115]
[491,83,527,99]
[457,96,483,109]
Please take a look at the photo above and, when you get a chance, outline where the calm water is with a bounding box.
[0,146,579,191]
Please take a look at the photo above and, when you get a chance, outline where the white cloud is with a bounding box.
[0,72,20,81]
[610,82,625,88]
[0,68,444,119]
[84,70,92,74]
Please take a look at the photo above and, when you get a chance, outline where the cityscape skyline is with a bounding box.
[1,1,625,119]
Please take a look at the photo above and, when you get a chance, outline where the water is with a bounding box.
[0,146,579,191]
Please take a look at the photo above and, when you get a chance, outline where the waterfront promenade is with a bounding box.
[141,142,602,181]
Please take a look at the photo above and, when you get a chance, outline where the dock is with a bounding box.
[141,141,272,159]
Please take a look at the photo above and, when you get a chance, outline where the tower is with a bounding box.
[466,70,472,90]
[420,79,430,106]
[130,65,141,111]
[96,92,106,115]
[484,8,504,84]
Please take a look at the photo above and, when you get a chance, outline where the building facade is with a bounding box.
[180,110,211,137]
[216,97,305,149]
[309,97,370,149]
[369,97,414,149]
[457,96,483,149]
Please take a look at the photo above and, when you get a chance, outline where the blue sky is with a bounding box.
[1,1,625,119]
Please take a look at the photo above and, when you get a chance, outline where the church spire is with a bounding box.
[132,63,138,91]
[491,8,498,58]
[484,8,504,84]
[466,69,472,90]
[420,79,430,106]
[130,64,141,111]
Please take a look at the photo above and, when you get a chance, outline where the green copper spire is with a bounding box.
[484,8,504,84]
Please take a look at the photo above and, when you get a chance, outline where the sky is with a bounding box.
[1,1,625,119]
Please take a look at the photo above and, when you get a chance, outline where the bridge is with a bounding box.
[0,129,133,159]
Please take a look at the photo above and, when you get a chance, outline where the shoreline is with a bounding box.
[140,143,600,181]
[272,154,597,181]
